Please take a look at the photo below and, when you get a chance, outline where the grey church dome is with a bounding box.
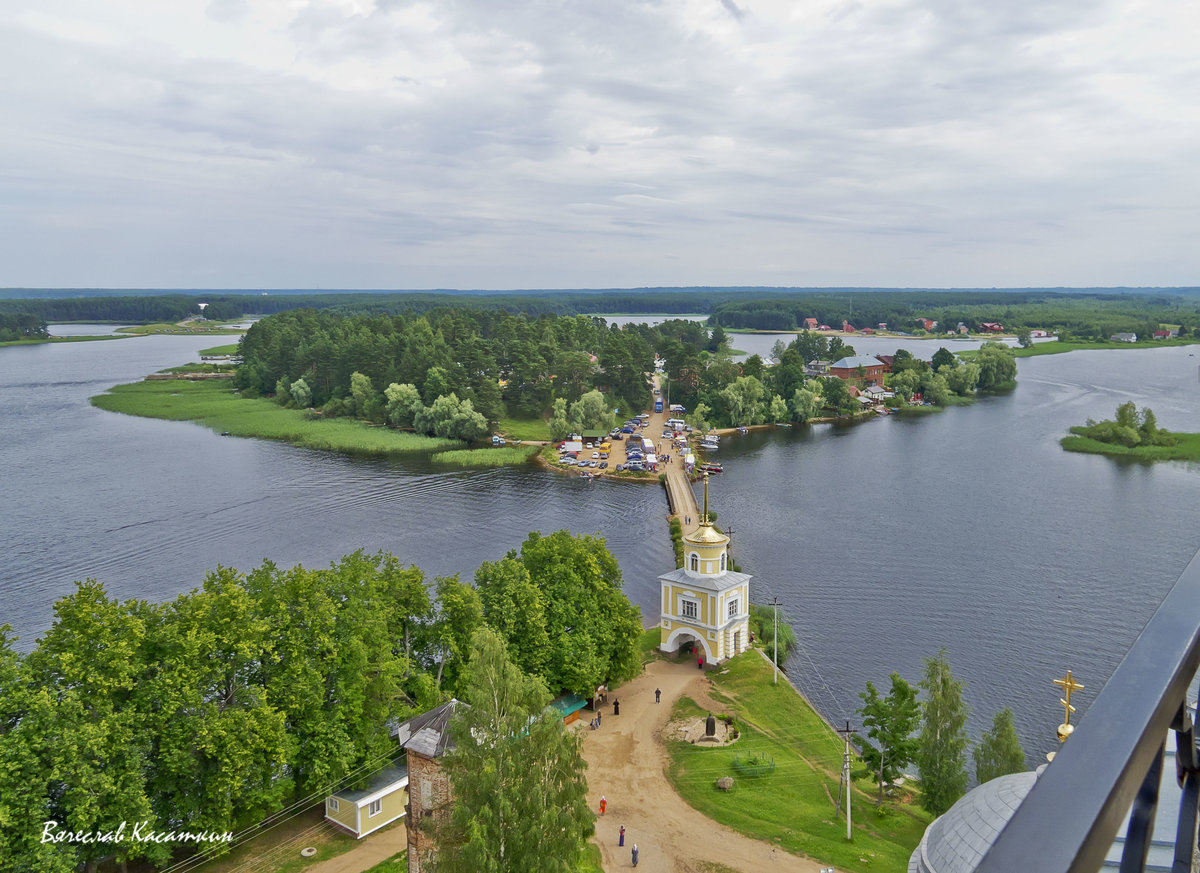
[908,771,1039,873]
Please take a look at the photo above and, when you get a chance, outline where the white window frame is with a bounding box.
[689,553,699,571]
[728,598,738,619]
[681,598,698,620]
[720,553,726,572]
[368,798,382,817]
[328,797,340,812]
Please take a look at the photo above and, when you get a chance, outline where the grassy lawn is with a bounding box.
[178,806,370,873]
[201,343,242,355]
[1061,429,1200,461]
[637,626,663,664]
[665,653,930,873]
[0,334,128,347]
[496,415,552,441]
[361,853,408,873]
[117,323,247,336]
[91,379,457,455]
[1004,338,1199,357]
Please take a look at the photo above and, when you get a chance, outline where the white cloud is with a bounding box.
[0,0,1197,287]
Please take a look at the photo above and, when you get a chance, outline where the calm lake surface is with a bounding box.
[4,331,1200,764]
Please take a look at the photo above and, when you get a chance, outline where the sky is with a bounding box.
[1,0,1197,290]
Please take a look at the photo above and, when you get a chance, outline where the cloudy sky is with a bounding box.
[1,0,1197,289]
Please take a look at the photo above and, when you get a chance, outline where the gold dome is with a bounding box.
[685,522,729,546]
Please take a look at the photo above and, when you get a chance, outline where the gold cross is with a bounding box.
[1053,670,1084,742]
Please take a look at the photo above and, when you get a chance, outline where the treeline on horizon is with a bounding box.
[0,532,641,871]
[5,287,1200,332]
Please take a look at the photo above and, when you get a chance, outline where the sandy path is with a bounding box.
[581,659,825,873]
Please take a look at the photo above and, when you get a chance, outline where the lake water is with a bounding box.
[4,331,1200,766]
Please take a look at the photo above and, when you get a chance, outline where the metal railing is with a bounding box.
[976,547,1200,873]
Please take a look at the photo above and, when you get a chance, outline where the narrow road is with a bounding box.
[581,659,825,873]
[644,374,699,534]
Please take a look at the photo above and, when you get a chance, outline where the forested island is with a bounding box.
[1062,403,1200,461]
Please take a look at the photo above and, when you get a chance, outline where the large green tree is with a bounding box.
[857,672,921,803]
[432,627,592,873]
[973,708,1026,784]
[915,648,970,817]
[480,531,641,696]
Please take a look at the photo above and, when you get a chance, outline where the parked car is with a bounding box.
[591,451,600,459]
[600,452,608,459]
[620,427,634,434]
[616,463,626,471]
[599,461,608,469]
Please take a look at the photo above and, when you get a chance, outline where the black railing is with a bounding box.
[976,548,1200,873]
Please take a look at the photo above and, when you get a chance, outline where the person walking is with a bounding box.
[655,688,661,703]
[619,825,625,847]
[613,699,620,716]
[597,711,602,728]
[599,795,607,816]
[632,844,639,867]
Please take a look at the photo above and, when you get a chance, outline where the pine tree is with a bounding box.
[432,627,592,873]
[915,647,969,816]
[974,708,1026,784]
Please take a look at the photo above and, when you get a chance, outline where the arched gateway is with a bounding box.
[658,473,751,663]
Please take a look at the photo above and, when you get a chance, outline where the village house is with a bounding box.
[1111,332,1138,343]
[829,355,889,387]
[916,317,937,331]
[980,322,1004,332]
[803,317,818,330]
[325,762,409,839]
[842,320,857,333]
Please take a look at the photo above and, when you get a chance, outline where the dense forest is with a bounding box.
[0,313,48,341]
[5,287,1200,331]
[0,533,640,871]
[235,307,1018,432]
[708,290,1200,338]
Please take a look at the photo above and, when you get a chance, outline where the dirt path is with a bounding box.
[581,659,826,873]
[301,823,407,873]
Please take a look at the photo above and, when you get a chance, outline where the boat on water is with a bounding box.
[737,426,748,434]
[579,471,595,480]
[699,441,719,451]
[699,462,723,473]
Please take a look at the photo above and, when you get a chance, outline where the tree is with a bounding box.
[414,393,489,441]
[921,373,951,406]
[974,342,1017,390]
[1016,328,1033,348]
[943,362,980,396]
[432,627,592,873]
[429,576,484,694]
[548,397,571,442]
[857,672,921,804]
[768,394,789,423]
[475,555,550,679]
[568,390,611,434]
[385,382,422,427]
[931,347,956,372]
[275,376,291,406]
[791,380,824,422]
[513,531,641,695]
[915,648,970,817]
[290,377,312,408]
[349,371,375,418]
[974,708,1026,784]
[720,376,766,426]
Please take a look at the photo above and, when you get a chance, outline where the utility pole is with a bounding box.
[767,596,781,684]
[836,721,857,841]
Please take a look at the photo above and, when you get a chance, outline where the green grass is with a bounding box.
[0,334,128,347]
[431,446,540,466]
[637,627,662,664]
[664,653,930,873]
[577,842,604,873]
[116,323,247,335]
[361,853,407,873]
[997,338,1200,357]
[496,415,552,441]
[1061,429,1200,461]
[201,343,241,355]
[91,380,457,455]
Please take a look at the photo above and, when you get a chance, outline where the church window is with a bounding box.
[720,553,726,572]
[728,598,739,618]
[689,553,699,571]
[681,599,698,619]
